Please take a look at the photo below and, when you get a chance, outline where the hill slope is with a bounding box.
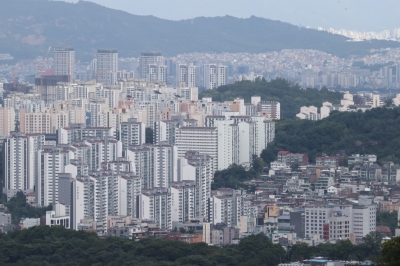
[199,79,343,118]
[261,107,400,165]
[0,0,399,60]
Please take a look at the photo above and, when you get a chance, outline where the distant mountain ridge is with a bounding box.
[0,0,399,60]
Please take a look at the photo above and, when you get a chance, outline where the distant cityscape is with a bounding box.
[0,43,398,266]
[316,26,400,41]
[3,47,400,93]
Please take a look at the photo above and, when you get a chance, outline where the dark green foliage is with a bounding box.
[0,227,388,265]
[0,1,400,60]
[261,107,400,165]
[3,191,52,224]
[288,232,382,262]
[377,211,398,235]
[211,164,255,190]
[380,236,400,266]
[199,78,342,118]
[0,227,286,266]
[145,127,154,144]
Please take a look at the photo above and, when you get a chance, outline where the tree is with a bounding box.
[145,127,153,144]
[4,192,52,224]
[357,232,383,260]
[252,155,266,176]
[211,164,252,190]
[261,107,400,166]
[377,211,398,235]
[380,237,400,266]
[290,162,300,172]
[199,79,342,118]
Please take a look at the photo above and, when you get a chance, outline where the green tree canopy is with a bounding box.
[200,78,342,118]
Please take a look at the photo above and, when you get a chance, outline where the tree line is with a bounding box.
[0,226,395,265]
[199,78,342,118]
[261,107,400,165]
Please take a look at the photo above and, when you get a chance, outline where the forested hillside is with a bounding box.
[0,226,387,265]
[199,78,342,118]
[261,107,400,164]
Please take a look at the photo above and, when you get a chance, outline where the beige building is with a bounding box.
[0,106,15,136]
[20,109,69,134]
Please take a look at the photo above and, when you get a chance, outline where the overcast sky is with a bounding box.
[69,0,400,32]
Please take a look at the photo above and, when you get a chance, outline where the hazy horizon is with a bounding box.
[67,0,400,32]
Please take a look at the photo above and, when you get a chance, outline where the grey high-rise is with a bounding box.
[139,51,164,81]
[97,49,118,85]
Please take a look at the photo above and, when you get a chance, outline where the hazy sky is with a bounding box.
[69,0,400,31]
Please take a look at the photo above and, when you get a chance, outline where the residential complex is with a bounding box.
[0,48,390,250]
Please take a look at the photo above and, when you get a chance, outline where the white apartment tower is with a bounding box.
[139,52,164,81]
[127,143,178,189]
[147,64,167,83]
[353,195,377,243]
[140,187,172,230]
[154,120,179,145]
[175,127,218,170]
[176,63,197,87]
[3,133,45,199]
[203,64,227,90]
[209,189,246,226]
[215,120,239,170]
[170,181,201,223]
[71,176,95,230]
[177,151,214,217]
[36,146,75,206]
[119,118,146,151]
[53,47,75,82]
[97,49,118,85]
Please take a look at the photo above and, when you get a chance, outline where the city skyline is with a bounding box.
[0,1,399,264]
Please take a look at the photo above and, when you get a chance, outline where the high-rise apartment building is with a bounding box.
[57,124,117,144]
[19,109,69,134]
[127,143,178,189]
[177,151,214,217]
[202,64,227,90]
[176,86,198,101]
[53,47,75,82]
[139,52,164,81]
[154,120,179,145]
[170,181,201,223]
[147,64,167,83]
[119,118,145,151]
[140,187,172,230]
[36,146,75,206]
[0,106,15,137]
[176,63,197,87]
[175,127,218,170]
[203,116,275,169]
[3,133,44,199]
[97,49,118,85]
[215,120,239,169]
[208,189,246,226]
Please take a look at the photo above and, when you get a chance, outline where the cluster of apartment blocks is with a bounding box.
[296,92,384,120]
[45,47,229,89]
[1,74,277,235]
